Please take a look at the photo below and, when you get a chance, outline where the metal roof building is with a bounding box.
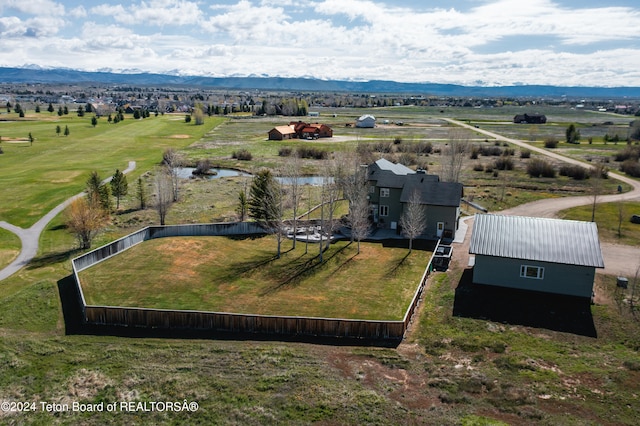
[469,214,604,298]
[470,214,604,268]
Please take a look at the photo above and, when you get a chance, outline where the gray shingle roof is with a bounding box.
[400,176,462,207]
[469,214,604,268]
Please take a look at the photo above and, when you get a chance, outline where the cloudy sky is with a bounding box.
[1,0,640,87]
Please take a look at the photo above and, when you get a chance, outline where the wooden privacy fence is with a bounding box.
[71,223,437,341]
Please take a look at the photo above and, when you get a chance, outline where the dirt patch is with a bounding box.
[168,134,190,139]
[42,171,83,184]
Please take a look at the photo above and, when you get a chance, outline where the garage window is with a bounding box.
[520,265,544,280]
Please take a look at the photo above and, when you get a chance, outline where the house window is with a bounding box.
[379,205,389,217]
[369,185,375,194]
[380,188,390,197]
[520,265,544,280]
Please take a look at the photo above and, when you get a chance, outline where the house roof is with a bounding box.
[358,114,375,121]
[271,125,296,135]
[469,214,604,268]
[400,176,462,207]
[371,158,414,175]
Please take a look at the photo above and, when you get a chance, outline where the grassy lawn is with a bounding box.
[0,113,224,227]
[0,227,20,270]
[78,236,427,320]
[558,201,640,245]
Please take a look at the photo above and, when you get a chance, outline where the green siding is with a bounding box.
[473,255,595,298]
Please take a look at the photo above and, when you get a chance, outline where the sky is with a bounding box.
[1,0,640,87]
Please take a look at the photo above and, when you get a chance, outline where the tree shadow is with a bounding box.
[56,274,399,347]
[452,269,597,337]
[259,242,353,295]
[27,248,81,269]
[386,252,411,278]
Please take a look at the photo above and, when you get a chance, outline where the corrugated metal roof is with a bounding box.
[373,158,414,175]
[469,214,604,268]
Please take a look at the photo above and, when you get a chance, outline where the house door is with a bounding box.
[436,222,445,238]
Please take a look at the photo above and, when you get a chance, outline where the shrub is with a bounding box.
[520,149,531,158]
[398,152,417,166]
[591,163,609,179]
[613,146,640,162]
[503,148,515,156]
[544,138,558,148]
[494,156,514,170]
[393,137,402,145]
[479,145,502,156]
[193,159,212,175]
[372,141,394,153]
[620,159,640,177]
[415,141,433,154]
[232,149,252,161]
[559,164,589,180]
[473,163,484,172]
[470,146,480,159]
[296,147,327,160]
[278,147,293,157]
[527,158,556,178]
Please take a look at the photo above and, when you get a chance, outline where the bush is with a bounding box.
[232,149,253,161]
[503,148,515,156]
[398,153,417,166]
[520,149,531,158]
[613,146,640,162]
[544,138,558,148]
[478,145,502,156]
[470,146,480,159]
[473,163,484,172]
[193,159,212,175]
[559,164,589,180]
[278,147,293,157]
[527,158,556,178]
[591,163,609,179]
[494,156,514,170]
[620,159,640,177]
[296,147,327,160]
[393,137,402,145]
[415,141,433,154]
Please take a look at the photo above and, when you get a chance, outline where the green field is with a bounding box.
[79,236,426,320]
[0,112,223,227]
[558,201,640,246]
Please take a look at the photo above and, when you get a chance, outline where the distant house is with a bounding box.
[367,159,463,239]
[268,122,333,140]
[513,113,547,124]
[356,114,376,128]
[268,125,297,140]
[469,214,604,298]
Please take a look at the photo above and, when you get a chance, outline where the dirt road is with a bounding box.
[446,119,640,277]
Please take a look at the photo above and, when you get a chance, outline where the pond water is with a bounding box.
[177,167,332,186]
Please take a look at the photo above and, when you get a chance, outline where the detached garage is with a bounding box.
[469,214,604,298]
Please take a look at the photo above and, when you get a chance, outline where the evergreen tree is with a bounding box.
[35,105,41,113]
[77,106,85,117]
[56,125,61,136]
[91,116,98,127]
[566,124,581,144]
[86,171,112,212]
[110,169,128,210]
[63,106,69,115]
[135,177,147,210]
[47,103,54,113]
[64,125,70,136]
[57,106,63,116]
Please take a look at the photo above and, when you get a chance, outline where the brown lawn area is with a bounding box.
[78,236,430,320]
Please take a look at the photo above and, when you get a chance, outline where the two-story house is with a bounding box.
[367,159,463,239]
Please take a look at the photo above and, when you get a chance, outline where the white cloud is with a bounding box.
[1,0,640,86]
[2,0,65,16]
[90,1,202,27]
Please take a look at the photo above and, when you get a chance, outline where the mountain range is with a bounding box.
[1,67,640,99]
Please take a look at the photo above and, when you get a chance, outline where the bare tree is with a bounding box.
[590,172,603,222]
[154,167,174,225]
[162,148,183,202]
[66,197,108,249]
[399,190,427,253]
[441,128,469,183]
[341,153,370,254]
[282,156,303,249]
[618,201,625,238]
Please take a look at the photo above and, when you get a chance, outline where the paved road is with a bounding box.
[0,161,136,282]
[446,119,640,277]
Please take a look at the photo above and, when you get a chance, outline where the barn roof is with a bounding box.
[469,214,604,268]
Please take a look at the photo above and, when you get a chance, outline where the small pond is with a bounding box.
[177,167,333,186]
